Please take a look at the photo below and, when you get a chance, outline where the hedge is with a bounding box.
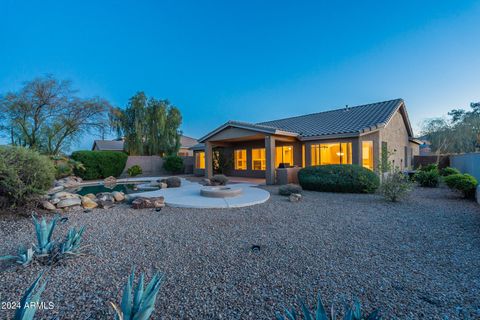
[163,155,184,174]
[298,164,379,193]
[0,146,55,207]
[444,173,478,198]
[71,151,128,180]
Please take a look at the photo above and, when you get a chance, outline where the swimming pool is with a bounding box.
[68,182,159,196]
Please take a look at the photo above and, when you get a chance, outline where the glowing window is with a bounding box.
[362,141,374,170]
[311,143,352,165]
[251,148,266,170]
[302,144,306,167]
[234,149,247,170]
[195,151,205,169]
[275,146,294,168]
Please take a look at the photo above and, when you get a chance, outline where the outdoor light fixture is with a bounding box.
[336,152,344,156]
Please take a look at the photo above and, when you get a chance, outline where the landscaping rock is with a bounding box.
[56,197,82,208]
[98,200,115,209]
[476,185,480,205]
[55,176,83,188]
[51,191,80,200]
[41,201,56,211]
[166,177,181,188]
[200,178,211,186]
[84,193,96,200]
[50,198,61,205]
[289,193,302,202]
[48,185,64,194]
[112,191,125,202]
[159,182,168,189]
[81,197,98,209]
[104,176,117,185]
[96,192,115,202]
[131,197,165,209]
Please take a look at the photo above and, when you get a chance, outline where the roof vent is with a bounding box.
[344,104,350,111]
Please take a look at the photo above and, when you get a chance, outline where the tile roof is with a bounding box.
[257,99,405,137]
[92,140,125,151]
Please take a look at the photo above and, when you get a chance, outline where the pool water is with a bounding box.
[69,183,158,196]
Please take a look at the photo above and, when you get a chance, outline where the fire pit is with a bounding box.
[200,186,242,198]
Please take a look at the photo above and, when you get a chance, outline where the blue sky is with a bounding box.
[1,0,479,151]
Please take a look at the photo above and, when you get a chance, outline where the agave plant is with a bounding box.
[110,269,164,320]
[0,246,34,266]
[60,227,85,255]
[32,215,60,255]
[14,272,47,320]
[276,292,381,320]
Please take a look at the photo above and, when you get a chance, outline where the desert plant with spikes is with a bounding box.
[110,269,164,320]
[276,292,381,320]
[60,227,86,255]
[0,246,34,266]
[14,272,48,320]
[32,215,60,255]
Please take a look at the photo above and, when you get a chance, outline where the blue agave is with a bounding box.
[111,269,164,320]
[276,292,381,320]
[0,246,35,266]
[60,226,85,255]
[14,272,47,320]
[32,215,60,255]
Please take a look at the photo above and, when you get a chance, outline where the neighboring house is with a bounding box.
[192,99,420,184]
[416,135,433,156]
[92,135,198,156]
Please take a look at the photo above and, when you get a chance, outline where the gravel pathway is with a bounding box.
[1,186,479,319]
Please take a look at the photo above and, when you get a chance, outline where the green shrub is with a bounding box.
[71,151,128,180]
[298,165,379,193]
[278,184,302,196]
[210,174,229,186]
[440,167,460,177]
[163,155,184,174]
[444,173,478,198]
[378,171,412,202]
[127,165,143,177]
[419,163,438,172]
[0,146,55,207]
[51,156,86,179]
[414,169,440,187]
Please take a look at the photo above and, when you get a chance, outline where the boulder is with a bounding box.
[81,197,98,209]
[48,186,64,195]
[50,198,61,205]
[84,193,96,200]
[289,193,302,202]
[98,200,115,209]
[55,176,83,188]
[131,197,165,209]
[41,201,56,211]
[159,182,168,189]
[51,191,80,200]
[104,176,117,185]
[56,197,82,208]
[112,191,125,202]
[165,177,181,188]
[96,192,115,202]
[200,178,211,186]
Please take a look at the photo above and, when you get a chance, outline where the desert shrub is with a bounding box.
[444,173,478,198]
[378,171,412,202]
[163,155,184,174]
[127,165,143,177]
[278,184,302,196]
[51,156,86,179]
[165,176,181,188]
[298,165,379,193]
[71,151,127,180]
[0,146,55,207]
[414,169,440,187]
[210,174,229,186]
[440,167,460,177]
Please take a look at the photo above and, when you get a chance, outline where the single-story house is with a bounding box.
[192,99,421,184]
[92,135,198,156]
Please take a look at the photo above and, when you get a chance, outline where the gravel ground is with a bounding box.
[1,186,479,319]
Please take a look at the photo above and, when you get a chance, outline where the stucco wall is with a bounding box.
[121,155,194,177]
[379,110,413,170]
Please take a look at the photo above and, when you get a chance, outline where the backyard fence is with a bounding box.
[450,152,480,181]
[412,155,450,169]
[121,155,194,177]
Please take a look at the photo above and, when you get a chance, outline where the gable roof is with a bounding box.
[199,99,413,142]
[92,140,124,151]
[179,135,199,148]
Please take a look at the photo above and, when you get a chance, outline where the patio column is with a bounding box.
[265,135,276,185]
[205,141,213,179]
[304,142,312,166]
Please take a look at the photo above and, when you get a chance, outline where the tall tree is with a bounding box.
[110,92,182,156]
[422,102,480,155]
[0,75,111,154]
